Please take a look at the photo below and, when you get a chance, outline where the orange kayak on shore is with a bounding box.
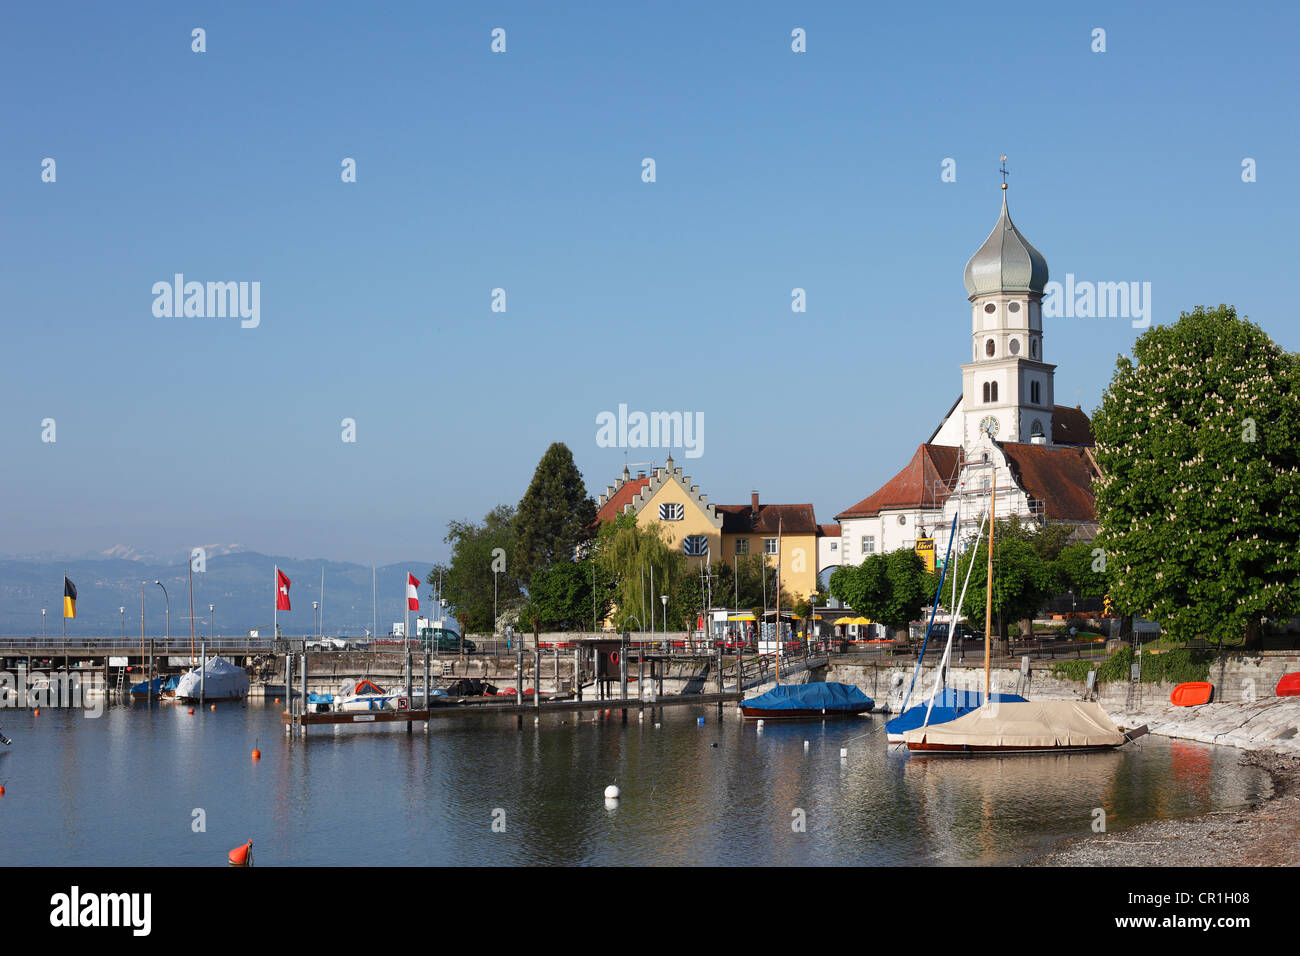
[1171,682,1213,706]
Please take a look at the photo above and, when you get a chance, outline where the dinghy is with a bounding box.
[1275,673,1300,697]
[903,700,1147,754]
[1170,682,1213,707]
[173,657,250,702]
[740,682,873,720]
[885,689,1028,743]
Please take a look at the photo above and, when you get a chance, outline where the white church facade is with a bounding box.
[831,186,1101,576]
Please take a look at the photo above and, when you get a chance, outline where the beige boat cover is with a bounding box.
[901,700,1127,748]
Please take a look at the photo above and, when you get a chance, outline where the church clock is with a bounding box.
[979,415,1000,438]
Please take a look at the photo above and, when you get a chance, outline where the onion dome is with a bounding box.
[963,191,1049,297]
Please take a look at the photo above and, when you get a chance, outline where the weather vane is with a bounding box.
[1000,155,1009,190]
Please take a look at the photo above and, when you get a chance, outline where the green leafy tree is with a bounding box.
[528,559,613,632]
[431,504,521,633]
[828,549,932,638]
[952,524,1057,647]
[513,443,598,584]
[1092,305,1300,648]
[1055,539,1111,601]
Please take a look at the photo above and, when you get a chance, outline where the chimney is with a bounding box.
[637,471,646,480]
[751,490,760,518]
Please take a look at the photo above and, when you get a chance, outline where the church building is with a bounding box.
[832,185,1101,575]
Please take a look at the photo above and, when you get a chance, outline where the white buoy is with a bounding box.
[604,784,620,799]
[654,722,661,728]
[804,740,810,750]
[840,747,848,758]
[533,717,539,726]
[757,719,764,727]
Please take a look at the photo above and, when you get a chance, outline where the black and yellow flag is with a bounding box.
[63,576,77,619]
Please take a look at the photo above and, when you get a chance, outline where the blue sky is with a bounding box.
[2,1,1297,565]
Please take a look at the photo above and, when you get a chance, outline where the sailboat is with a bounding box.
[885,510,1024,743]
[903,473,1147,755]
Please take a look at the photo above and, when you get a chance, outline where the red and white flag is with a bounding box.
[407,573,420,611]
[276,569,292,611]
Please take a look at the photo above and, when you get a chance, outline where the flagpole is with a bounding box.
[404,574,410,647]
[274,564,278,641]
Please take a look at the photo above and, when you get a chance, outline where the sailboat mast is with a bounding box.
[985,480,996,698]
[188,560,196,666]
[775,517,782,685]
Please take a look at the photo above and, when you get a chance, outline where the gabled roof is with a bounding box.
[1000,443,1099,521]
[1051,405,1094,446]
[595,474,650,523]
[836,444,963,520]
[716,503,818,535]
[818,523,841,538]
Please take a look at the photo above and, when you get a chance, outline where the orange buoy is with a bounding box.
[227,840,253,866]
[0,785,6,795]
[274,697,280,703]
[210,704,216,711]
[251,749,261,760]
[33,709,40,717]
[188,708,195,714]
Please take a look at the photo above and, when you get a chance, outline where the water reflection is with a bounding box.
[0,702,1272,866]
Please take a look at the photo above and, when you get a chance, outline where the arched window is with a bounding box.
[985,339,995,357]
[991,381,998,402]
[982,382,990,403]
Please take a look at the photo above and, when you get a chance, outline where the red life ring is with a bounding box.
[610,651,619,665]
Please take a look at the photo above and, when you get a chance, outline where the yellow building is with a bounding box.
[595,456,824,604]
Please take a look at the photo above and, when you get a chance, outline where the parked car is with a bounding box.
[421,628,476,654]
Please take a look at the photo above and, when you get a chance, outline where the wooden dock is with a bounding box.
[282,690,743,733]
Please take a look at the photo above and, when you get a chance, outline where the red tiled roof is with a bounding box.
[716,503,818,535]
[818,523,841,538]
[835,444,963,520]
[595,476,649,523]
[1000,443,1099,521]
[1052,405,1094,446]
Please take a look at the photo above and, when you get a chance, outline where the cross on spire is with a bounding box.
[999,154,1010,191]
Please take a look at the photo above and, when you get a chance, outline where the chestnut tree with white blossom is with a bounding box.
[1092,305,1300,647]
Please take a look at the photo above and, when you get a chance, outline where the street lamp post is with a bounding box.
[313,601,320,638]
[120,607,126,641]
[660,594,668,651]
[155,581,170,647]
[41,608,46,639]
[209,604,215,642]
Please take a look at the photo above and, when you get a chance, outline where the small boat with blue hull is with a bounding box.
[129,674,180,700]
[741,682,873,720]
[885,689,1028,743]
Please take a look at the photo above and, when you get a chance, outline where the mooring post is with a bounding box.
[423,648,430,711]
[535,650,542,714]
[300,650,308,736]
[147,639,154,711]
[285,651,293,717]
[574,646,582,702]
[619,632,628,722]
[516,651,523,707]
[199,639,206,706]
[406,644,413,733]
[553,646,559,697]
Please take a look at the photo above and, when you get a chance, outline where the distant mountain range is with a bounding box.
[0,549,440,637]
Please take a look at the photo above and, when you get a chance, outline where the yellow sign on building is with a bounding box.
[914,538,935,572]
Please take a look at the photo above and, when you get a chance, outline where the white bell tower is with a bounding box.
[958,174,1055,446]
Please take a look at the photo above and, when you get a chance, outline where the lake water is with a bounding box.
[0,700,1272,866]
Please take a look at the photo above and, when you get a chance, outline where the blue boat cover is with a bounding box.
[885,690,1028,736]
[743,682,873,712]
[307,692,334,704]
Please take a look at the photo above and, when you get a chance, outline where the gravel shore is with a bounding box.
[1028,744,1300,866]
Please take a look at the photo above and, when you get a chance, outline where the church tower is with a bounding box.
[958,184,1055,446]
